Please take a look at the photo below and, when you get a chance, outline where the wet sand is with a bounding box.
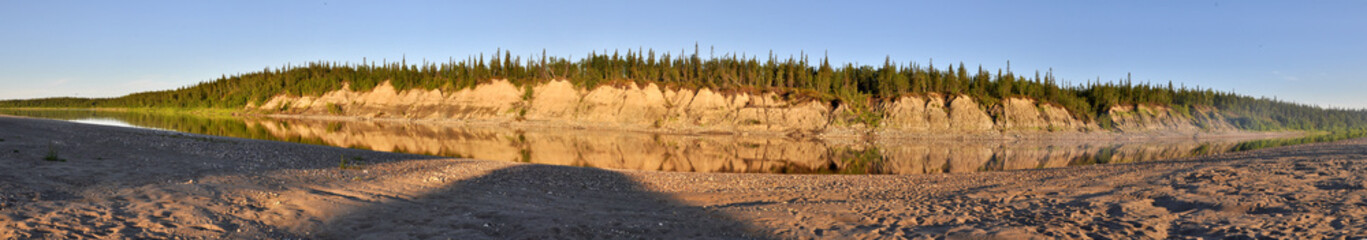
[1,115,1363,239]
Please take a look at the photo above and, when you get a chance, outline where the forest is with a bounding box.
[3,47,1366,131]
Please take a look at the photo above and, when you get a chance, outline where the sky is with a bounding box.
[2,0,1364,108]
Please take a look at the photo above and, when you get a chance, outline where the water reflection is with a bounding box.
[70,118,149,129]
[0,109,1301,174]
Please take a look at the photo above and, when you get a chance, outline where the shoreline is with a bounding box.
[2,107,1308,142]
[259,112,1305,142]
[1,115,1363,238]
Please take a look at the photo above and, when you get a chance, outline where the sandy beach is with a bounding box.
[1,115,1364,239]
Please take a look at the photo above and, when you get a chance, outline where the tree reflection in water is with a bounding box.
[4,109,1333,174]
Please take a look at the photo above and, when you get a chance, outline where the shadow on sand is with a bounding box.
[0,116,766,238]
[315,164,767,239]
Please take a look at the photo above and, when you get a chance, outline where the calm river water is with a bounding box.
[2,109,1303,174]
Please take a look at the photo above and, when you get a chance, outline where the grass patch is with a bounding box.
[522,85,535,100]
[339,155,366,170]
[44,142,66,162]
[1097,113,1115,130]
[327,103,344,115]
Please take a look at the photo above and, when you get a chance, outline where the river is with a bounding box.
[1,109,1308,174]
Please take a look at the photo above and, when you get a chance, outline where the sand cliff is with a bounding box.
[254,79,1237,137]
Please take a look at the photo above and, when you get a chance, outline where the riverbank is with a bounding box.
[3,106,1303,141]
[1,115,1363,239]
[259,112,1302,142]
[249,80,1249,140]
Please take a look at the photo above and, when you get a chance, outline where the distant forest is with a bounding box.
[3,47,1366,131]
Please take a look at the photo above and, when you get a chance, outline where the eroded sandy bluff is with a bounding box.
[255,79,1238,138]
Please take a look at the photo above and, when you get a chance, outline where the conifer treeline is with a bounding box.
[3,48,1365,131]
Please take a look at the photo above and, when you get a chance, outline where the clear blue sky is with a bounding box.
[2,0,1364,108]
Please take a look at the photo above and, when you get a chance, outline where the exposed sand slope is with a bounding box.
[258,80,1238,138]
[1,116,1364,239]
